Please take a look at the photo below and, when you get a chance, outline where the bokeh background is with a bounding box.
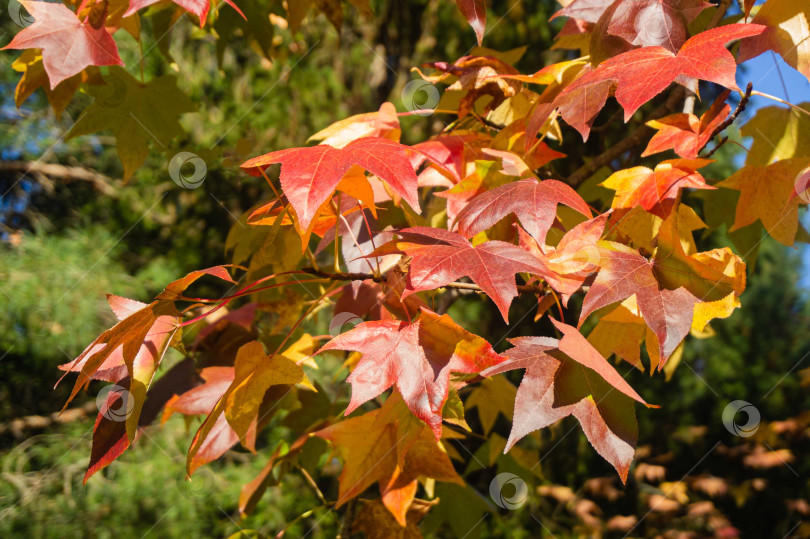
[1,0,810,537]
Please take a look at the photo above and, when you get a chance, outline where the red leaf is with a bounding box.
[241,137,420,232]
[482,321,650,482]
[643,90,731,158]
[553,25,765,139]
[377,227,552,321]
[455,0,487,45]
[125,0,245,27]
[2,1,122,89]
[318,308,504,437]
[453,178,592,242]
[601,159,714,218]
[580,242,698,364]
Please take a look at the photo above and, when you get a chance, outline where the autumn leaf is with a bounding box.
[241,137,421,233]
[465,374,516,435]
[65,67,196,181]
[2,0,123,89]
[314,391,461,522]
[348,498,437,539]
[580,241,698,364]
[11,50,101,119]
[552,25,765,139]
[318,308,504,437]
[125,0,245,27]
[308,101,401,148]
[717,157,810,246]
[58,266,234,414]
[601,159,714,218]
[453,178,592,242]
[186,341,305,473]
[517,214,607,304]
[740,103,810,166]
[373,227,552,321]
[642,90,731,158]
[738,0,810,83]
[482,319,650,482]
[455,0,487,45]
[416,55,521,118]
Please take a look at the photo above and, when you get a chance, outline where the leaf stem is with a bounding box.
[750,90,810,118]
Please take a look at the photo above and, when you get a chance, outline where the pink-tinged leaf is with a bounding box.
[188,413,241,474]
[550,318,648,405]
[554,0,712,51]
[553,25,766,139]
[84,359,201,482]
[580,242,698,363]
[125,0,245,27]
[453,178,592,242]
[241,137,421,232]
[2,1,123,89]
[481,329,647,482]
[455,0,487,45]
[516,214,608,305]
[318,308,504,438]
[375,227,552,321]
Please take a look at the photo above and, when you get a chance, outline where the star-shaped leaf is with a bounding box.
[482,319,651,482]
[580,241,698,364]
[65,67,196,180]
[318,308,504,437]
[314,391,462,521]
[453,178,592,242]
[373,227,552,321]
[601,159,714,218]
[642,90,731,158]
[738,0,810,83]
[552,25,765,139]
[242,137,421,232]
[2,0,123,89]
[717,157,810,246]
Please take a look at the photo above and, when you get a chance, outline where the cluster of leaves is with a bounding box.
[3,0,375,180]
[6,0,810,535]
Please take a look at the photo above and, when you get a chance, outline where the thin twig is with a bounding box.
[299,267,548,295]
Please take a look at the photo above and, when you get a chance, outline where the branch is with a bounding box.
[565,87,686,188]
[299,267,548,295]
[701,82,754,157]
[0,161,118,196]
[0,401,97,438]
